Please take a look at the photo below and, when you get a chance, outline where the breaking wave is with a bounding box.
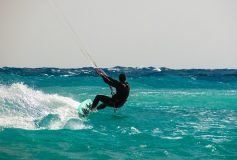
[0,83,90,130]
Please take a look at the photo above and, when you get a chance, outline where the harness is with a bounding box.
[112,82,129,113]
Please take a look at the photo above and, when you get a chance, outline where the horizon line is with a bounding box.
[1,66,237,70]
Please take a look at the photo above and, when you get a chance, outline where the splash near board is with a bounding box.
[76,99,92,116]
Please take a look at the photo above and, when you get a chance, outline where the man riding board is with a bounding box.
[91,68,130,111]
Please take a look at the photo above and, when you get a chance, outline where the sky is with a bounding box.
[0,0,237,68]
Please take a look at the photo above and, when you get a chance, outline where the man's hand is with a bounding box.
[95,68,101,75]
[95,68,106,77]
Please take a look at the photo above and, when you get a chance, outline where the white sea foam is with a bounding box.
[160,136,183,140]
[205,144,217,152]
[108,67,121,71]
[0,83,90,130]
[129,127,141,135]
[153,67,161,72]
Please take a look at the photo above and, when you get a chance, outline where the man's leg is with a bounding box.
[96,104,106,110]
[91,95,101,109]
[91,95,114,110]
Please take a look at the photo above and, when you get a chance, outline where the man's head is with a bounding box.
[119,73,126,82]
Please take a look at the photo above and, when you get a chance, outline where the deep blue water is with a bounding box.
[0,67,237,159]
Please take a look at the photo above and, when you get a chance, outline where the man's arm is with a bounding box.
[95,68,119,87]
[102,75,119,88]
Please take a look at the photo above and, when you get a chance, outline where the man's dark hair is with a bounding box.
[119,73,126,82]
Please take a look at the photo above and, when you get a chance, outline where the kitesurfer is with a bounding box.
[91,69,130,110]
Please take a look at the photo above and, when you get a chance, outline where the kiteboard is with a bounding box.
[76,99,92,116]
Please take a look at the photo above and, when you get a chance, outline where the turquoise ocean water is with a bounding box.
[0,67,236,159]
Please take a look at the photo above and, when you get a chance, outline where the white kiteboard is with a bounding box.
[76,99,92,116]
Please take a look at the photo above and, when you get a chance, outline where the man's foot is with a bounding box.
[82,108,90,115]
[87,103,94,111]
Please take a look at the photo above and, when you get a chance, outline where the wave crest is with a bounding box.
[0,83,89,130]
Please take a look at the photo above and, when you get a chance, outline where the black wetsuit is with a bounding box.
[91,76,130,110]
